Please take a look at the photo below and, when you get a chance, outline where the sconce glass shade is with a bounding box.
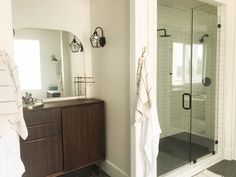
[90,32,100,48]
[70,36,83,53]
[90,27,106,48]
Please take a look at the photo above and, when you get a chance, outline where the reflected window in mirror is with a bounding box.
[13,39,42,90]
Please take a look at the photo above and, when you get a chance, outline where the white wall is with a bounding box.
[223,0,236,160]
[130,0,150,175]
[90,0,130,176]
[12,0,92,76]
[0,0,13,55]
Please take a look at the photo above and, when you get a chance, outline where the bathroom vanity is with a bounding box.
[21,99,105,177]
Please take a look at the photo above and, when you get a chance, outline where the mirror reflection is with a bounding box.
[13,28,85,99]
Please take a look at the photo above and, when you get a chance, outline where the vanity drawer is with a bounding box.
[24,108,61,127]
[21,135,63,177]
[26,122,62,141]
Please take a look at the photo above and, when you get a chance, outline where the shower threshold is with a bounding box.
[157,132,215,176]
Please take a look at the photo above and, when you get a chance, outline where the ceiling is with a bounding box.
[158,0,207,10]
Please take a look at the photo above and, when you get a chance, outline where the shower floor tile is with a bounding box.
[157,132,214,176]
[157,151,188,176]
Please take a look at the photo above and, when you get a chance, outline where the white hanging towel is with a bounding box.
[0,50,28,177]
[135,56,161,177]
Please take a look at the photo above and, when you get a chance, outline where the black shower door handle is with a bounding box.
[182,93,192,110]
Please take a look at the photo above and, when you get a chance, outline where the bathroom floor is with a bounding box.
[58,166,110,177]
[208,160,236,177]
[56,151,235,177]
[157,132,214,176]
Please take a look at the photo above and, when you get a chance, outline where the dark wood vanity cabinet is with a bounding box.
[62,103,105,171]
[21,100,105,177]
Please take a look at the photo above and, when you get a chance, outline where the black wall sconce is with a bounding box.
[90,27,106,48]
[70,36,83,53]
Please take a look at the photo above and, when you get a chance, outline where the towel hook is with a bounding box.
[141,47,146,57]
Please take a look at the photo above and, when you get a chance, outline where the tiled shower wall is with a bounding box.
[156,4,221,140]
[192,6,218,139]
[215,5,226,154]
[157,5,191,138]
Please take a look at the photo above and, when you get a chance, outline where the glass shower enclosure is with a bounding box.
[156,0,219,176]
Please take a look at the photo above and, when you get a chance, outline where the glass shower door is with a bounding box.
[156,8,192,175]
[190,5,218,163]
[156,1,219,176]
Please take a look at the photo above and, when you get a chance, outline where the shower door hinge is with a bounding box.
[218,24,221,28]
[215,140,218,144]
[193,159,197,164]
[212,151,216,155]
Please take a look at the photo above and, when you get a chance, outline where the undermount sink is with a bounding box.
[24,102,44,110]
[43,96,81,103]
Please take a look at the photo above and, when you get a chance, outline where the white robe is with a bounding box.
[135,56,161,177]
[0,50,28,177]
[0,50,28,139]
[0,128,25,177]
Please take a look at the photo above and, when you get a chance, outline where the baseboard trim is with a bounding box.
[223,147,232,160]
[101,160,130,177]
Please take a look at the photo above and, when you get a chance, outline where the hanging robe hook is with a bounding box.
[142,47,146,57]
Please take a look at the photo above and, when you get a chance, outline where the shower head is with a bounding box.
[157,28,171,37]
[199,34,209,43]
[160,34,172,37]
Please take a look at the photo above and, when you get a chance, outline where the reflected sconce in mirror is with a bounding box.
[70,36,83,53]
[90,27,106,48]
[13,28,16,36]
[51,55,59,63]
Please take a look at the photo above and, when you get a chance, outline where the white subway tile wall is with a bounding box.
[192,5,218,139]
[157,5,192,138]
[215,5,226,154]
